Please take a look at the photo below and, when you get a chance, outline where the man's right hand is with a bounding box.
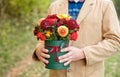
[35,47,50,65]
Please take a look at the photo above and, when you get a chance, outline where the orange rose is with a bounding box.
[57,26,69,37]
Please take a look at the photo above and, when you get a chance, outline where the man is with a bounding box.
[33,0,120,77]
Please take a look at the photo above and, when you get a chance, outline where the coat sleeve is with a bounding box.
[83,0,120,66]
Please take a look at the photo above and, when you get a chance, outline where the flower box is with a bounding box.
[45,40,69,69]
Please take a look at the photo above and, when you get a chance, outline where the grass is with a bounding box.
[105,52,120,77]
[18,62,49,77]
[0,17,37,76]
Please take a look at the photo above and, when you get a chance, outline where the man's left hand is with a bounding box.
[59,46,85,66]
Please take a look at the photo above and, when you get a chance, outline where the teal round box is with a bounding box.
[45,40,70,70]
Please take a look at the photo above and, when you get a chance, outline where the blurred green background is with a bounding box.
[0,0,120,77]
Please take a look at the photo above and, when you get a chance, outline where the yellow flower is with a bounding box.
[57,26,69,37]
[45,31,52,37]
[57,14,71,20]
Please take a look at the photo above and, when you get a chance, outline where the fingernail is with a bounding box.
[47,61,49,64]
[48,55,50,58]
[64,63,67,66]
[58,57,61,60]
[61,49,63,52]
[59,60,62,63]
[46,50,49,52]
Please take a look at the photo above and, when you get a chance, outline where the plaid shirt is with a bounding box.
[68,0,84,20]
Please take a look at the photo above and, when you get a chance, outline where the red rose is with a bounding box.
[38,18,45,26]
[36,32,46,41]
[40,19,56,30]
[69,32,78,41]
[46,14,58,20]
[33,26,39,35]
[66,19,79,30]
[56,19,67,27]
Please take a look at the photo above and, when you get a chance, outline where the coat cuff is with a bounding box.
[82,48,90,66]
[32,50,39,61]
[82,47,94,66]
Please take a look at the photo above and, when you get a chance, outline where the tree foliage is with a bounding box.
[0,0,51,18]
[113,0,120,18]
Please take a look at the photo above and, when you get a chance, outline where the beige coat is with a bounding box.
[33,0,120,77]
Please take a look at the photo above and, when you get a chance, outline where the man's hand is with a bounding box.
[36,47,50,66]
[59,46,85,66]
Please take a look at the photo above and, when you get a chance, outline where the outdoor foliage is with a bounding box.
[0,0,119,77]
[113,0,120,18]
[0,0,52,76]
[0,0,51,18]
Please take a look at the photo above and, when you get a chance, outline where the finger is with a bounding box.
[41,48,49,53]
[40,52,50,58]
[59,56,72,63]
[61,47,71,52]
[59,52,72,60]
[36,50,50,60]
[35,47,48,56]
[64,60,71,66]
[39,57,49,64]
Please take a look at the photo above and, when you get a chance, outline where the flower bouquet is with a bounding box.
[33,14,79,70]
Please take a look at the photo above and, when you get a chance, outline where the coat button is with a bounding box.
[67,69,72,72]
